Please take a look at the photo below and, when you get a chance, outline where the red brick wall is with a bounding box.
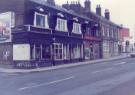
[120,28,130,41]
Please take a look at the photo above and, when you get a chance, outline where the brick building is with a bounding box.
[119,27,130,52]
[0,0,121,68]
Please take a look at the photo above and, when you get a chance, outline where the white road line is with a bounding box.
[91,70,101,74]
[19,76,75,91]
[25,83,38,86]
[92,68,113,74]
[115,62,126,66]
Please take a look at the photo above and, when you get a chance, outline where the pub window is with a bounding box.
[72,45,81,58]
[31,45,35,60]
[56,18,67,32]
[42,45,51,60]
[72,23,81,34]
[54,43,63,60]
[34,12,49,28]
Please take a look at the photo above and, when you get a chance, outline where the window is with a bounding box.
[35,45,42,60]
[54,43,63,60]
[31,44,51,60]
[102,26,105,36]
[111,28,114,38]
[31,45,35,60]
[72,23,81,34]
[63,44,69,60]
[86,28,91,35]
[103,41,109,52]
[42,45,51,60]
[56,18,67,32]
[34,12,49,28]
[72,45,81,59]
[107,27,110,37]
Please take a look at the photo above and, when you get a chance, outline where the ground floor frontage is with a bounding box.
[3,32,84,69]
[0,32,121,69]
[84,40,102,60]
[102,40,119,58]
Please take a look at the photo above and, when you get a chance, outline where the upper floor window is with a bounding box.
[56,18,67,32]
[72,22,81,34]
[107,27,110,37]
[111,28,114,38]
[102,26,105,36]
[34,12,49,28]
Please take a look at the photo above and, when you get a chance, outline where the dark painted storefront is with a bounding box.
[0,0,120,69]
[11,0,85,68]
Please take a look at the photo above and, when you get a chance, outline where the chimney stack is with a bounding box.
[62,1,70,10]
[46,0,55,5]
[84,0,91,12]
[96,4,101,16]
[105,9,110,20]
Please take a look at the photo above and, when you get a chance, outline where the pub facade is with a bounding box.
[0,0,121,68]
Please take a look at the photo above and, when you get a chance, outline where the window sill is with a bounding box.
[72,32,82,35]
[33,25,50,30]
[55,29,68,32]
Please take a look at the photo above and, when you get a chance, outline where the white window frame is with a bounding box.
[53,43,64,60]
[73,44,81,58]
[102,26,105,36]
[34,12,49,29]
[56,18,67,32]
[72,22,81,34]
[107,27,110,37]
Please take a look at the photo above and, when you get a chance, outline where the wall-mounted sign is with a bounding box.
[0,12,14,43]
[13,44,30,61]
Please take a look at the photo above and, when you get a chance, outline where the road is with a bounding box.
[0,58,135,95]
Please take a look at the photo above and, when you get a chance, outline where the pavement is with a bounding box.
[0,55,135,95]
[0,54,129,73]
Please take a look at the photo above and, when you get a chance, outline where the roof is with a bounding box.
[90,11,119,27]
[29,0,120,27]
[29,0,92,21]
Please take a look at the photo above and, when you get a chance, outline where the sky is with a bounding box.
[55,0,135,42]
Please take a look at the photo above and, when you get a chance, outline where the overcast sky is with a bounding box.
[55,0,135,39]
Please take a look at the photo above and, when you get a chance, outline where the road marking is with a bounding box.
[0,73,19,77]
[92,68,113,74]
[115,62,126,66]
[25,83,37,86]
[19,76,75,91]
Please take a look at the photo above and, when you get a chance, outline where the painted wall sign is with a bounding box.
[13,44,30,61]
[0,12,14,43]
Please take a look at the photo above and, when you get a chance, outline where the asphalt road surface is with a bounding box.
[0,58,135,95]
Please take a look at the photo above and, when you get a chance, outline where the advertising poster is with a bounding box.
[0,12,12,43]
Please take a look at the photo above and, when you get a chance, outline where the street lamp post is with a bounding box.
[52,37,55,66]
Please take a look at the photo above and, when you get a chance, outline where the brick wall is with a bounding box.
[0,0,25,26]
[0,43,13,64]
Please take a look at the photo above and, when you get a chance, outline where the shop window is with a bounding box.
[54,43,63,60]
[31,45,35,60]
[31,44,51,60]
[85,48,90,59]
[42,45,51,60]
[35,45,42,60]
[73,45,81,58]
[63,44,69,60]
